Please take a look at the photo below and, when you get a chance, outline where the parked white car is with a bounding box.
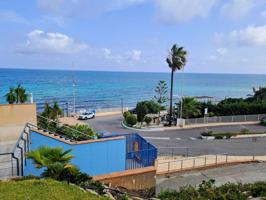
[78,111,95,120]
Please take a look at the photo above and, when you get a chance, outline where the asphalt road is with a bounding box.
[85,114,266,156]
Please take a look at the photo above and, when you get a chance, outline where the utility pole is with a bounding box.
[121,97,124,114]
[72,61,76,114]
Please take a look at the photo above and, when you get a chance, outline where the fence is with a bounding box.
[185,114,266,126]
[157,154,257,174]
[0,124,30,179]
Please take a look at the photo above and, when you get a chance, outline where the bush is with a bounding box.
[201,131,213,137]
[123,111,131,119]
[58,124,97,141]
[144,116,152,126]
[125,114,137,127]
[261,117,266,126]
[214,135,224,139]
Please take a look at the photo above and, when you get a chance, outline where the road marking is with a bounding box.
[143,137,170,140]
[189,137,197,140]
[176,137,181,140]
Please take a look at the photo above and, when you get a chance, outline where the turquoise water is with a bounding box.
[0,68,266,111]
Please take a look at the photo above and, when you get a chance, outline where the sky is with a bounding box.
[0,0,266,74]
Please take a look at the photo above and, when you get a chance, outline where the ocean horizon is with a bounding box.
[1,68,266,112]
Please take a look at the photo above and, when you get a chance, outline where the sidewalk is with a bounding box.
[156,155,266,174]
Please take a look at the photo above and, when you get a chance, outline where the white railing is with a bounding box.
[185,114,266,125]
[157,154,258,174]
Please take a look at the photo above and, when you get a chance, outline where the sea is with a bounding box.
[1,68,266,112]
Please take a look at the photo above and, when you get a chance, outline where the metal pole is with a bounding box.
[121,98,124,114]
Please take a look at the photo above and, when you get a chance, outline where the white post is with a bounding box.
[29,93,33,103]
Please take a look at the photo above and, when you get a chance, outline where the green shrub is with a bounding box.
[123,111,131,119]
[214,135,224,139]
[125,114,137,127]
[201,131,213,137]
[58,124,97,141]
[144,116,152,126]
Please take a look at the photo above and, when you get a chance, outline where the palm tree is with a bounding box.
[175,97,201,119]
[27,146,78,181]
[5,87,16,104]
[15,84,28,103]
[166,44,187,125]
[53,101,62,117]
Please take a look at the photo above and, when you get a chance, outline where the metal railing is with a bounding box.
[157,154,257,174]
[37,115,96,141]
[0,123,31,179]
[185,114,266,126]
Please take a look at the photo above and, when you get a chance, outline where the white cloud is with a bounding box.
[230,25,266,46]
[214,25,266,47]
[0,10,29,24]
[221,0,266,19]
[155,0,217,23]
[17,30,88,54]
[102,48,142,62]
[37,0,146,17]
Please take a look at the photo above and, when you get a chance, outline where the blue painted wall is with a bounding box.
[24,131,126,176]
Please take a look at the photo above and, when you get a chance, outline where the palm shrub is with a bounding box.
[15,84,28,103]
[26,146,105,193]
[5,87,16,104]
[175,97,201,119]
[26,146,78,181]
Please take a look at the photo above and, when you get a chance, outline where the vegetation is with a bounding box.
[166,44,187,125]
[26,146,105,195]
[144,116,152,126]
[37,102,97,141]
[5,84,28,104]
[177,87,266,119]
[158,179,266,200]
[124,113,137,127]
[175,97,201,119]
[200,129,264,139]
[154,80,168,121]
[58,124,97,141]
[136,100,160,125]
[0,179,107,200]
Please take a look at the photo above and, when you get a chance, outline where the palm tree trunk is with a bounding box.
[169,69,174,126]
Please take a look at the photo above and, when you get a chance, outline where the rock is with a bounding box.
[132,197,144,200]
[104,192,115,200]
[86,188,99,196]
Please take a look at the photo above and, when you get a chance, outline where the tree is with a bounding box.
[175,97,201,119]
[15,84,28,103]
[136,102,148,125]
[154,80,168,121]
[5,87,16,104]
[166,44,187,125]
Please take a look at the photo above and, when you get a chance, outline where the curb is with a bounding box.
[121,121,261,132]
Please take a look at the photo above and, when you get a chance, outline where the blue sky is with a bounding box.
[1,0,266,74]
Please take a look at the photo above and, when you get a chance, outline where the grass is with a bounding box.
[0,179,108,200]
